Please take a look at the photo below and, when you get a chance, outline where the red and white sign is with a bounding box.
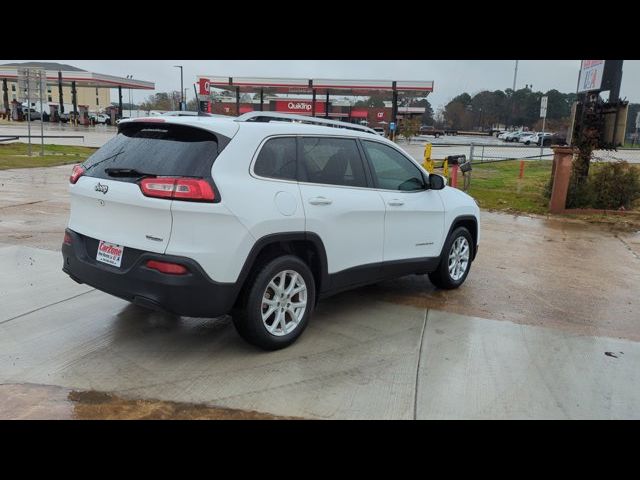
[199,78,211,95]
[578,60,605,93]
[275,100,325,115]
[376,112,384,119]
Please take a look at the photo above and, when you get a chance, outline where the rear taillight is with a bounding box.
[139,177,215,202]
[145,260,188,275]
[70,164,85,184]
[63,231,72,245]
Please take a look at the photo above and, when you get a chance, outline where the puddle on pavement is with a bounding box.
[0,383,300,420]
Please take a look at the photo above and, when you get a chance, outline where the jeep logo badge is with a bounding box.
[95,183,109,194]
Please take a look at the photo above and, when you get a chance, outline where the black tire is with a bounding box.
[428,226,473,290]
[233,255,316,350]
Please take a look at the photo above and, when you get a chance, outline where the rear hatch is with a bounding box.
[68,120,229,254]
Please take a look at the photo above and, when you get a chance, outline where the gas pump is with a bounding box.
[109,108,117,125]
[49,104,58,122]
[78,105,89,126]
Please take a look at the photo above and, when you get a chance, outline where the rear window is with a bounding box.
[299,137,367,188]
[82,123,225,182]
[254,137,297,180]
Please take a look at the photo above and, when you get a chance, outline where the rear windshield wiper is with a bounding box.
[104,168,152,178]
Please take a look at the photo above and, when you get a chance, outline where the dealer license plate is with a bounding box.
[96,240,124,267]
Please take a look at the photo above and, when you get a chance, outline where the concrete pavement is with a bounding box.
[1,244,638,419]
[1,164,639,419]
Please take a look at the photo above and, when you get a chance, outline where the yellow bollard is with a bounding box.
[422,143,434,173]
[442,159,448,179]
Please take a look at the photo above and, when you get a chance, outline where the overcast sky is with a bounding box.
[4,60,640,110]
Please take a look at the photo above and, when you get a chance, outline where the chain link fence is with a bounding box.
[400,138,640,165]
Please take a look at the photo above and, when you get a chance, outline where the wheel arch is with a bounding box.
[233,232,329,308]
[442,215,478,261]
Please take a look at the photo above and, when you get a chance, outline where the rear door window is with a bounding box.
[82,122,224,183]
[299,137,368,188]
[253,137,297,181]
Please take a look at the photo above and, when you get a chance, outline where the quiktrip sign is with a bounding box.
[274,100,326,115]
[199,78,211,95]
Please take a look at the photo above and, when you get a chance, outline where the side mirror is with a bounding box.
[428,174,446,190]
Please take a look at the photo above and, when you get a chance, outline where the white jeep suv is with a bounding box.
[62,112,480,350]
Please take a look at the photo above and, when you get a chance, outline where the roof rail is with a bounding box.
[235,111,378,134]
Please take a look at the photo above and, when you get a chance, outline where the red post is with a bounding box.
[519,160,525,179]
[549,147,575,214]
[450,164,459,188]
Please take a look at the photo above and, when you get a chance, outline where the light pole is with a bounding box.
[509,60,519,129]
[126,75,133,118]
[174,65,184,111]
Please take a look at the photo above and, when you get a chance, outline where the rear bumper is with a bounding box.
[61,229,239,317]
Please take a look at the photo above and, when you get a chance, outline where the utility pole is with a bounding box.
[509,60,519,129]
[126,75,133,118]
[174,65,184,111]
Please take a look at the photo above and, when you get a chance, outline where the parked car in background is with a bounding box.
[90,113,112,125]
[503,131,530,143]
[59,111,80,123]
[502,131,520,142]
[539,133,567,147]
[23,108,41,121]
[419,125,445,138]
[518,132,537,145]
[373,127,386,136]
[528,132,553,146]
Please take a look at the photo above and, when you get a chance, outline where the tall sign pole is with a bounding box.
[539,95,547,156]
[39,70,44,156]
[508,60,519,129]
[26,70,32,156]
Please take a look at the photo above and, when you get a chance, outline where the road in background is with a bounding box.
[0,122,116,147]
[403,135,640,163]
[2,124,639,163]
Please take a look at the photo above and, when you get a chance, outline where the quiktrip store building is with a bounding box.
[210,96,391,126]
[196,76,434,131]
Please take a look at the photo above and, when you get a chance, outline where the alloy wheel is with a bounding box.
[261,270,308,337]
[448,236,470,281]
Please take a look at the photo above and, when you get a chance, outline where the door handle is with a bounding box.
[388,199,405,206]
[309,196,333,205]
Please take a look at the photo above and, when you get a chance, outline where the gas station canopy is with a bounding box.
[196,75,434,126]
[0,62,154,90]
[197,76,434,96]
